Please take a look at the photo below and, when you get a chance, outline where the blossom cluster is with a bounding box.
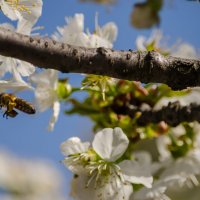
[61,124,200,200]
[61,127,153,200]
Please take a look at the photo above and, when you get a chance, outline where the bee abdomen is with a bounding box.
[15,98,36,114]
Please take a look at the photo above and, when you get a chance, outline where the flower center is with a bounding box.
[5,0,34,14]
[85,160,124,189]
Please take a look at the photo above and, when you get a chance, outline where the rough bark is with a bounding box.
[127,101,200,126]
[0,27,200,90]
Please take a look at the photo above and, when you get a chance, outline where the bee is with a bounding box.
[0,93,36,118]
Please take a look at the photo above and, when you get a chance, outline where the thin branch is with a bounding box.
[0,27,200,90]
[127,101,200,126]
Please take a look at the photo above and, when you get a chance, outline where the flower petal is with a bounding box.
[119,160,153,188]
[30,69,58,112]
[1,0,43,25]
[30,69,58,88]
[0,79,32,93]
[92,127,129,162]
[0,1,18,20]
[60,137,90,156]
[52,13,118,49]
[98,22,118,44]
[17,0,43,23]
[70,174,133,200]
[87,34,113,48]
[132,182,168,200]
[16,60,35,76]
[47,101,60,131]
[52,13,85,45]
[132,175,182,200]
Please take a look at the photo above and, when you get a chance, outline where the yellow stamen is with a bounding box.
[5,0,32,14]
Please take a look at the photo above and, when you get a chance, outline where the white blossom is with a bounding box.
[0,56,33,94]
[136,29,198,59]
[52,13,118,48]
[0,22,36,80]
[0,78,32,93]
[0,150,64,200]
[132,175,183,200]
[0,0,43,28]
[70,173,133,200]
[130,123,200,200]
[52,13,117,99]
[61,127,153,200]
[160,152,200,188]
[136,30,162,51]
[156,123,200,190]
[30,69,60,131]
[61,137,90,156]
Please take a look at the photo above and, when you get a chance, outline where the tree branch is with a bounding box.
[127,101,200,126]
[0,27,200,90]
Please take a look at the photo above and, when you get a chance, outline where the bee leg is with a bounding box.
[3,111,8,119]
[3,110,18,118]
[3,101,16,118]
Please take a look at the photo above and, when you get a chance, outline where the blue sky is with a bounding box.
[0,0,200,198]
